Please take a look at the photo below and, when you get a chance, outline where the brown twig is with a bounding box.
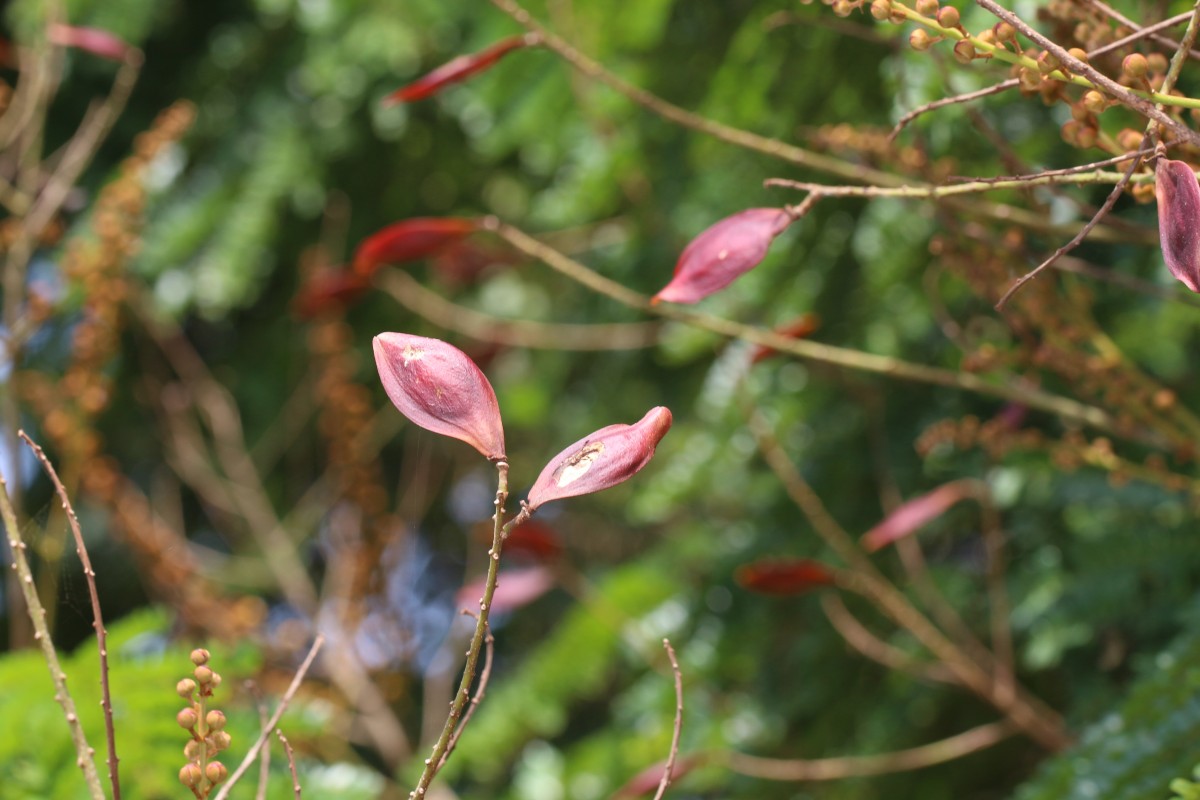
[724,720,1018,780]
[276,729,303,799]
[487,0,903,187]
[20,431,121,800]
[889,79,1019,142]
[653,638,684,800]
[486,218,1120,437]
[212,635,326,800]
[1085,1,1200,60]
[437,615,496,768]
[378,270,662,350]
[994,151,1144,308]
[820,594,959,685]
[972,0,1200,147]
[247,682,271,800]
[0,460,105,799]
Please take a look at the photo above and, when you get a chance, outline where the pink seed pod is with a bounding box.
[525,407,672,511]
[1156,158,1200,292]
[354,218,478,276]
[383,35,535,105]
[860,481,976,553]
[653,208,793,304]
[373,333,505,461]
[49,24,136,62]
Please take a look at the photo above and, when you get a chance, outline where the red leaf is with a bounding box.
[526,407,672,512]
[613,755,700,798]
[353,218,478,277]
[653,208,792,304]
[373,333,506,461]
[292,268,370,319]
[499,519,564,561]
[860,481,975,553]
[457,565,555,614]
[735,559,837,595]
[49,24,134,62]
[749,313,822,363]
[383,35,533,105]
[1156,158,1200,292]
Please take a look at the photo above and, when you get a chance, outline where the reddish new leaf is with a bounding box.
[860,481,975,553]
[1156,158,1200,292]
[653,208,793,304]
[373,333,505,461]
[457,565,555,614]
[383,35,534,105]
[353,218,478,276]
[292,268,370,319]
[735,559,837,595]
[525,407,672,512]
[613,755,701,798]
[749,313,822,363]
[498,519,564,561]
[49,24,134,62]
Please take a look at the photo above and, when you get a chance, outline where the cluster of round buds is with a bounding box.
[176,649,232,799]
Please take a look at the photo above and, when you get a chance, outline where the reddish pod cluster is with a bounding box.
[654,208,794,304]
[1156,158,1200,293]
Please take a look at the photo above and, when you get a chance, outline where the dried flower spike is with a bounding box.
[383,35,536,105]
[525,407,672,511]
[654,208,792,304]
[354,217,478,276]
[1156,158,1200,292]
[373,333,506,461]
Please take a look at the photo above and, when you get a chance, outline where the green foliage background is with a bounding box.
[3,0,1200,797]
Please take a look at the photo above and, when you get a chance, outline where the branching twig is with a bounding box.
[821,594,959,685]
[212,635,325,800]
[485,218,1121,437]
[437,616,495,768]
[0,462,105,799]
[20,432,121,800]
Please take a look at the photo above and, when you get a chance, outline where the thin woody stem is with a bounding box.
[409,463,531,797]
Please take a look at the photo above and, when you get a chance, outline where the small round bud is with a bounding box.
[952,40,976,63]
[1067,47,1088,64]
[193,665,213,685]
[909,29,934,50]
[1116,128,1142,150]
[1075,125,1098,149]
[176,708,199,730]
[210,730,233,751]
[1082,90,1106,114]
[831,0,855,16]
[1147,52,1168,73]
[1122,53,1149,78]
[189,649,210,666]
[976,29,997,47]
[936,5,959,27]
[179,764,203,788]
[1060,120,1082,146]
[184,739,204,761]
[205,710,227,731]
[209,672,223,689]
[915,0,938,14]
[1017,67,1041,92]
[176,678,196,699]
[870,0,891,20]
[1131,181,1156,203]
[205,761,228,784]
[994,21,1016,42]
[1036,51,1059,74]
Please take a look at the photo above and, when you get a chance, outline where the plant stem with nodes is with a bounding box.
[408,462,532,797]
